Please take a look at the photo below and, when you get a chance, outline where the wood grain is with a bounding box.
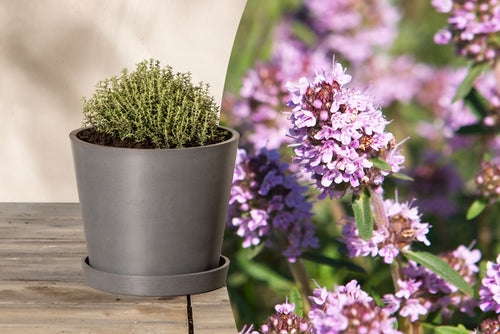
[0,203,237,333]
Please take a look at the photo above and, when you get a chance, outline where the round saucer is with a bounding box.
[82,255,229,296]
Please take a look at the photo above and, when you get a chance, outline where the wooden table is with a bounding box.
[0,203,238,333]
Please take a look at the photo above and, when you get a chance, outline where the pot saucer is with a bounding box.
[82,255,229,296]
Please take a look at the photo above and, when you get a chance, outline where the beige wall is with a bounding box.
[0,0,247,202]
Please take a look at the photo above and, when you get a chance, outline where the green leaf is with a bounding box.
[464,88,491,119]
[390,172,415,181]
[245,243,266,260]
[353,190,373,241]
[466,198,488,220]
[301,251,366,273]
[453,62,489,103]
[404,251,473,296]
[433,325,472,334]
[455,123,498,135]
[289,287,304,317]
[370,158,393,172]
[237,253,294,291]
[291,21,318,48]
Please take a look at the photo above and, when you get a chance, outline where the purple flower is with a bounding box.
[434,28,452,44]
[275,297,295,315]
[479,254,500,313]
[395,279,422,300]
[432,0,453,13]
[341,194,431,263]
[399,299,428,322]
[228,148,318,262]
[287,58,405,199]
[309,280,402,334]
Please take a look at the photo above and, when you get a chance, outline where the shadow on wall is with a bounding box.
[0,0,246,201]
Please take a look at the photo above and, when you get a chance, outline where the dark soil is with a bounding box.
[77,128,230,149]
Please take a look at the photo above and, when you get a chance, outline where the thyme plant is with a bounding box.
[82,59,225,149]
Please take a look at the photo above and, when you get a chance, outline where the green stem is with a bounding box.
[288,259,313,315]
[273,231,313,314]
[368,186,389,228]
[494,61,500,95]
[390,256,403,290]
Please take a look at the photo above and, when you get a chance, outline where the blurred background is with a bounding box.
[0,0,246,201]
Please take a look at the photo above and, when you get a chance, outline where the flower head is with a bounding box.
[341,195,431,263]
[260,298,313,334]
[287,58,404,199]
[475,160,500,204]
[309,280,402,334]
[228,148,318,262]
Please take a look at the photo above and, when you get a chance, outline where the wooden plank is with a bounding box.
[191,287,238,334]
[0,203,238,333]
[0,281,188,333]
[0,203,81,219]
[0,203,86,282]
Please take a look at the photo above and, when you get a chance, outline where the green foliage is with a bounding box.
[453,62,490,102]
[353,189,373,241]
[404,250,473,296]
[82,59,224,148]
[466,198,488,220]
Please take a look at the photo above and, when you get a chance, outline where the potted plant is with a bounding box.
[70,59,239,296]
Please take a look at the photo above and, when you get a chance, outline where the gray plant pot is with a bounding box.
[70,126,239,296]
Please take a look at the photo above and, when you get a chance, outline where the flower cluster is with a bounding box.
[309,280,402,334]
[259,298,313,334]
[341,196,431,264]
[287,59,405,199]
[228,148,319,262]
[384,245,481,322]
[479,254,500,313]
[432,0,500,63]
[475,160,500,204]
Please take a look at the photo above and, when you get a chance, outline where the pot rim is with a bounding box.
[69,125,239,152]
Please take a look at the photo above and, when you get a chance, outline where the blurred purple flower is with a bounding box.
[303,0,400,64]
[432,0,500,63]
[228,148,318,262]
[414,66,477,153]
